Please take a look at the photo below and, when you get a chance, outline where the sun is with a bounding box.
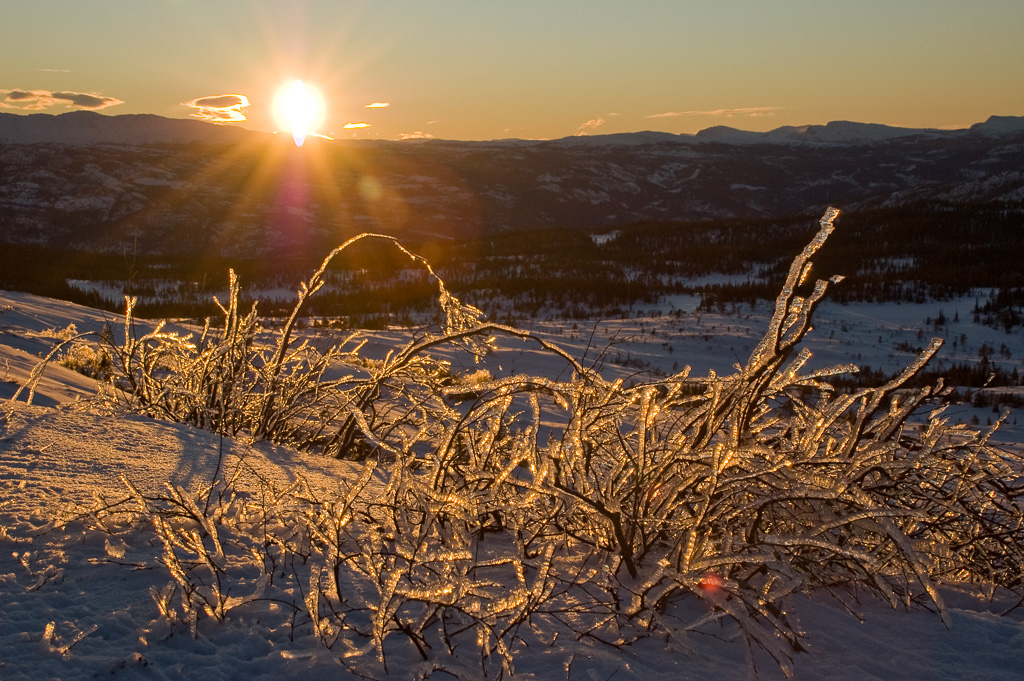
[273,80,326,147]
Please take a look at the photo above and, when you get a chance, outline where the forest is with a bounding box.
[2,202,1023,330]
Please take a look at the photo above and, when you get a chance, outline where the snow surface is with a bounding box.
[2,290,1023,680]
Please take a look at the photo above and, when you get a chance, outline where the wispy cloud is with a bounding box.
[37,68,72,73]
[575,117,606,135]
[364,102,389,108]
[397,131,434,140]
[183,94,249,123]
[645,106,782,119]
[344,122,370,129]
[1,88,123,111]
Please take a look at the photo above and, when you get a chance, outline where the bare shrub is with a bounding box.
[58,342,114,380]
[75,208,1024,677]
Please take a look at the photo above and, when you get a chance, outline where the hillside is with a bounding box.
[1,112,1022,254]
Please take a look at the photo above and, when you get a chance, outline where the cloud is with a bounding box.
[1,88,123,111]
[5,90,40,104]
[364,102,389,108]
[344,122,370,129]
[397,131,434,140]
[575,117,606,135]
[53,91,122,109]
[37,68,72,73]
[645,107,782,119]
[183,93,249,123]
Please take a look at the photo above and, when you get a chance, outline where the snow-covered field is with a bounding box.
[2,288,1023,680]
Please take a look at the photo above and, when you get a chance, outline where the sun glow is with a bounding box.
[274,80,326,147]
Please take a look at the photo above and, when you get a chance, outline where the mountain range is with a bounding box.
[1,111,1022,256]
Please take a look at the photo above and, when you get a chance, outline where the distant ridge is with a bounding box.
[1,110,1022,251]
[0,110,261,146]
[1,110,1022,147]
[475,115,1024,147]
[694,120,933,145]
[969,115,1024,136]
[695,116,1024,145]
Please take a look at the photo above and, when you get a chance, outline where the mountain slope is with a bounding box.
[0,112,1022,253]
[0,110,259,145]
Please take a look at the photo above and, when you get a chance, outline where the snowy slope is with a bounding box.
[1,289,1023,680]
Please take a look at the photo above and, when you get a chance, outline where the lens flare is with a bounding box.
[698,572,723,592]
[274,79,325,147]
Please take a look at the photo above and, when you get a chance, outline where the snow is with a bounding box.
[589,230,620,246]
[2,289,1024,680]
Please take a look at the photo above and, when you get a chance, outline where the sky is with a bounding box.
[2,0,1023,141]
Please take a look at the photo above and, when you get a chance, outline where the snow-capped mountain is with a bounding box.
[0,112,1022,255]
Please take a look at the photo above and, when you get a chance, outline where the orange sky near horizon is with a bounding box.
[2,0,1023,141]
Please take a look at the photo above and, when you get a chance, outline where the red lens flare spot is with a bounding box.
[698,572,723,592]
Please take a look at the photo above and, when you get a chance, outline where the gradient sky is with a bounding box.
[3,0,1023,141]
